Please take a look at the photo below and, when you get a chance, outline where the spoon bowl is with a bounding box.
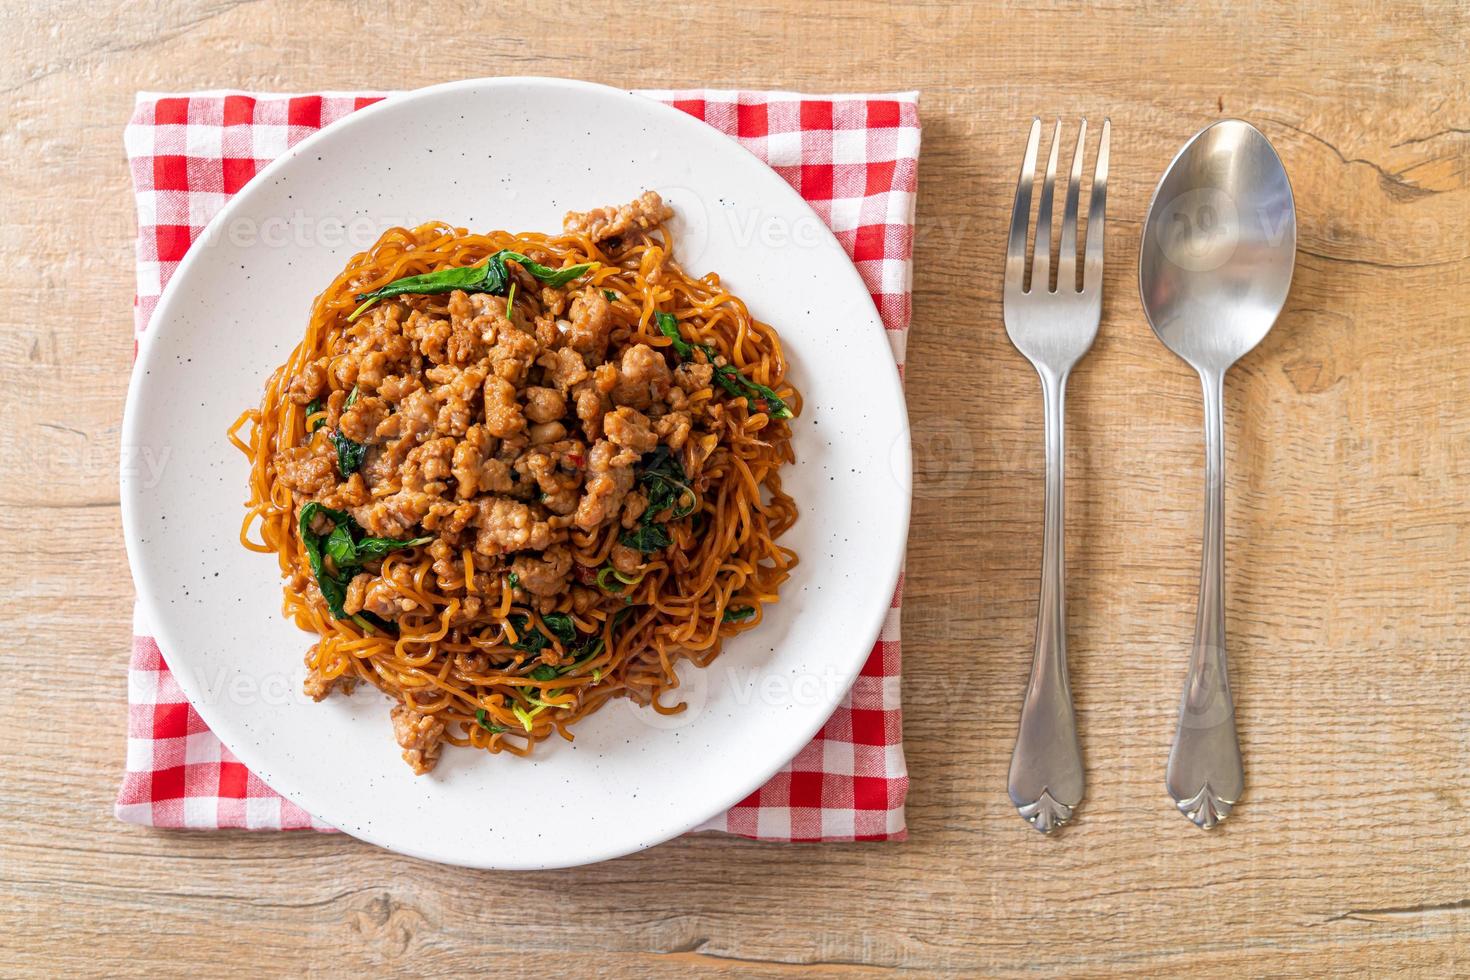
[1138,119,1296,828]
[1139,119,1296,372]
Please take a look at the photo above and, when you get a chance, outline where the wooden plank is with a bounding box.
[1,0,1467,973]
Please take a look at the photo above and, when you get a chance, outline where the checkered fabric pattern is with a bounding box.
[117,89,919,842]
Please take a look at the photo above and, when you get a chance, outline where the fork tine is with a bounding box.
[1083,118,1110,290]
[1005,118,1042,292]
[1030,121,1062,293]
[1056,119,1087,293]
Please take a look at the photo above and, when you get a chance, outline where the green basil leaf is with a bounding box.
[569,634,604,666]
[539,624,613,679]
[529,664,559,681]
[655,311,694,360]
[329,431,366,476]
[349,251,593,321]
[355,610,394,633]
[507,614,548,654]
[712,364,793,420]
[654,311,792,419]
[636,446,695,521]
[540,612,578,646]
[324,522,357,569]
[620,523,671,553]
[298,502,353,618]
[352,534,433,562]
[500,251,595,288]
[315,575,350,619]
[354,263,495,305]
[297,502,426,619]
[306,398,326,432]
[613,448,695,555]
[481,253,512,296]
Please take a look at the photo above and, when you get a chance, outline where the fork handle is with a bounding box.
[1008,368,1084,834]
[1166,369,1244,828]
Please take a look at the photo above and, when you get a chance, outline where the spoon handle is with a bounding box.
[1167,370,1244,828]
[1008,368,1084,834]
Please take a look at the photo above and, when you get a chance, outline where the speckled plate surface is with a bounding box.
[121,77,910,869]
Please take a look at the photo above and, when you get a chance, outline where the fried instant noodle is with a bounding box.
[230,192,799,773]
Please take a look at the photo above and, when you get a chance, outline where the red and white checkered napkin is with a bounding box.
[117,88,919,842]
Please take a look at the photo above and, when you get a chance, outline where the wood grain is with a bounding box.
[2,0,1467,974]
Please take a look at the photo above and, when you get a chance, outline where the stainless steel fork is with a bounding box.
[1004,118,1110,834]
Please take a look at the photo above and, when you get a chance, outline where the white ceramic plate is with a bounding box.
[121,77,910,869]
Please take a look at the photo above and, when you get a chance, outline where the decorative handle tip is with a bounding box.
[1175,783,1235,829]
[1017,790,1075,835]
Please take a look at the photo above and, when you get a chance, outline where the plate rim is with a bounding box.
[120,75,912,868]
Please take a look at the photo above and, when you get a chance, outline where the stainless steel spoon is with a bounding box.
[1138,119,1296,829]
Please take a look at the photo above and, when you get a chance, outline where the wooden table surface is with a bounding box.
[3,1,1468,974]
